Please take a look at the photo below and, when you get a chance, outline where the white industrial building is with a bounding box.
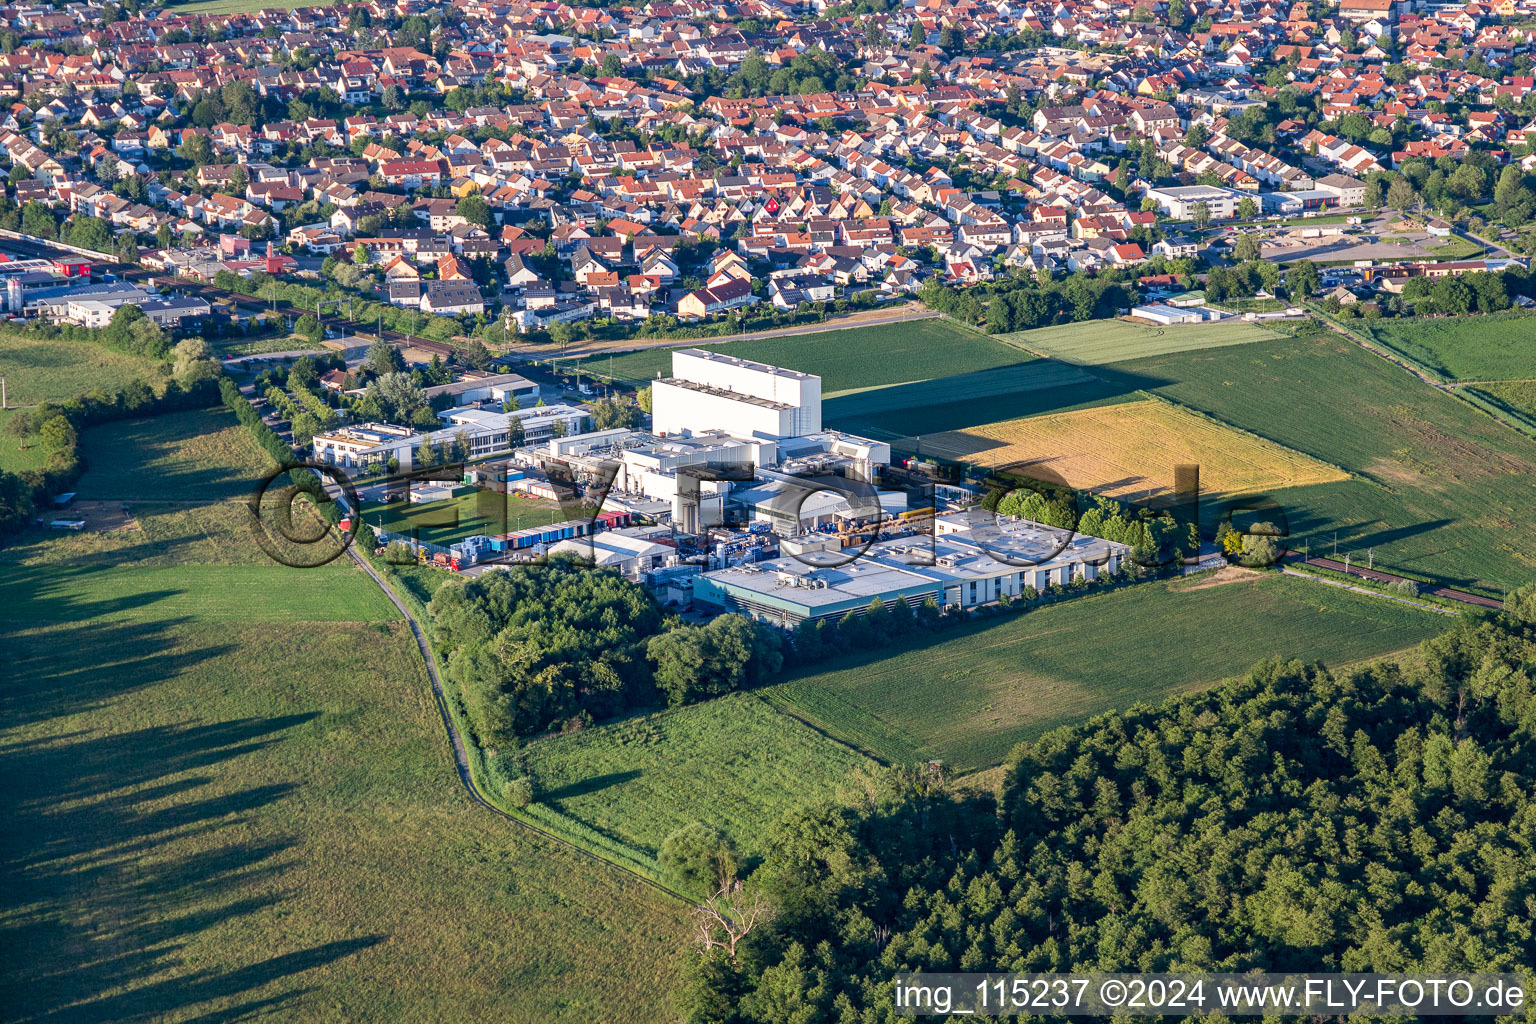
[693,512,1133,626]
[1144,184,1248,220]
[312,404,590,468]
[651,349,822,439]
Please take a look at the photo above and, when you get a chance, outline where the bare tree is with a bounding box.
[694,876,772,963]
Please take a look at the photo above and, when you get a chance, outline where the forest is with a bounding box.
[678,596,1536,1023]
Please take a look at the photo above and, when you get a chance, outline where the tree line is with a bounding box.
[428,557,788,743]
[0,372,221,536]
[679,599,1536,1021]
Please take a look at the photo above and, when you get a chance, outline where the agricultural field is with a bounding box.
[763,572,1446,773]
[520,693,876,869]
[999,317,1274,365]
[76,406,276,502]
[1465,379,1536,418]
[824,358,1139,441]
[1,405,690,1021]
[919,399,1348,499]
[573,319,1033,394]
[1107,334,1536,593]
[361,487,570,547]
[0,332,166,404]
[1351,310,1536,382]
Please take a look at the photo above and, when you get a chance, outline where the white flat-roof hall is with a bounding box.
[652,348,822,439]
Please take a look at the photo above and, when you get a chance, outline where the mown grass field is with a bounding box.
[520,693,876,867]
[0,332,166,404]
[574,319,1032,393]
[763,573,1446,773]
[1352,310,1536,382]
[362,488,568,547]
[0,401,690,1021]
[1109,334,1536,593]
[999,318,1274,365]
[0,562,397,623]
[77,407,276,502]
[920,399,1347,498]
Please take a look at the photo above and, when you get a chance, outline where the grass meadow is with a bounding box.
[573,319,1033,393]
[0,403,690,1021]
[0,407,49,473]
[0,332,166,405]
[77,407,277,502]
[763,573,1446,772]
[1107,334,1536,594]
[0,615,689,1022]
[999,318,1274,365]
[1352,310,1536,382]
[0,562,397,623]
[520,694,876,868]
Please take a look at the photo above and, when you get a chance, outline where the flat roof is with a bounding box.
[655,377,793,411]
[674,347,817,381]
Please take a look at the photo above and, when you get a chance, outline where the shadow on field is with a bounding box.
[541,769,643,801]
[0,618,231,730]
[76,410,267,503]
[0,616,375,1023]
[0,563,187,622]
[826,360,1169,439]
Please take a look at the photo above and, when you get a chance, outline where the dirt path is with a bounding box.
[342,543,696,905]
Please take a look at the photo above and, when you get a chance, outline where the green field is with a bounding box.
[0,617,688,1022]
[1466,379,1536,418]
[0,562,397,623]
[1427,236,1486,261]
[520,693,875,867]
[574,319,1032,394]
[763,573,1446,773]
[1,407,690,1020]
[1352,311,1536,382]
[76,407,276,502]
[0,332,166,404]
[1109,334,1536,593]
[999,318,1274,365]
[825,358,1138,441]
[362,488,569,546]
[0,407,48,472]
